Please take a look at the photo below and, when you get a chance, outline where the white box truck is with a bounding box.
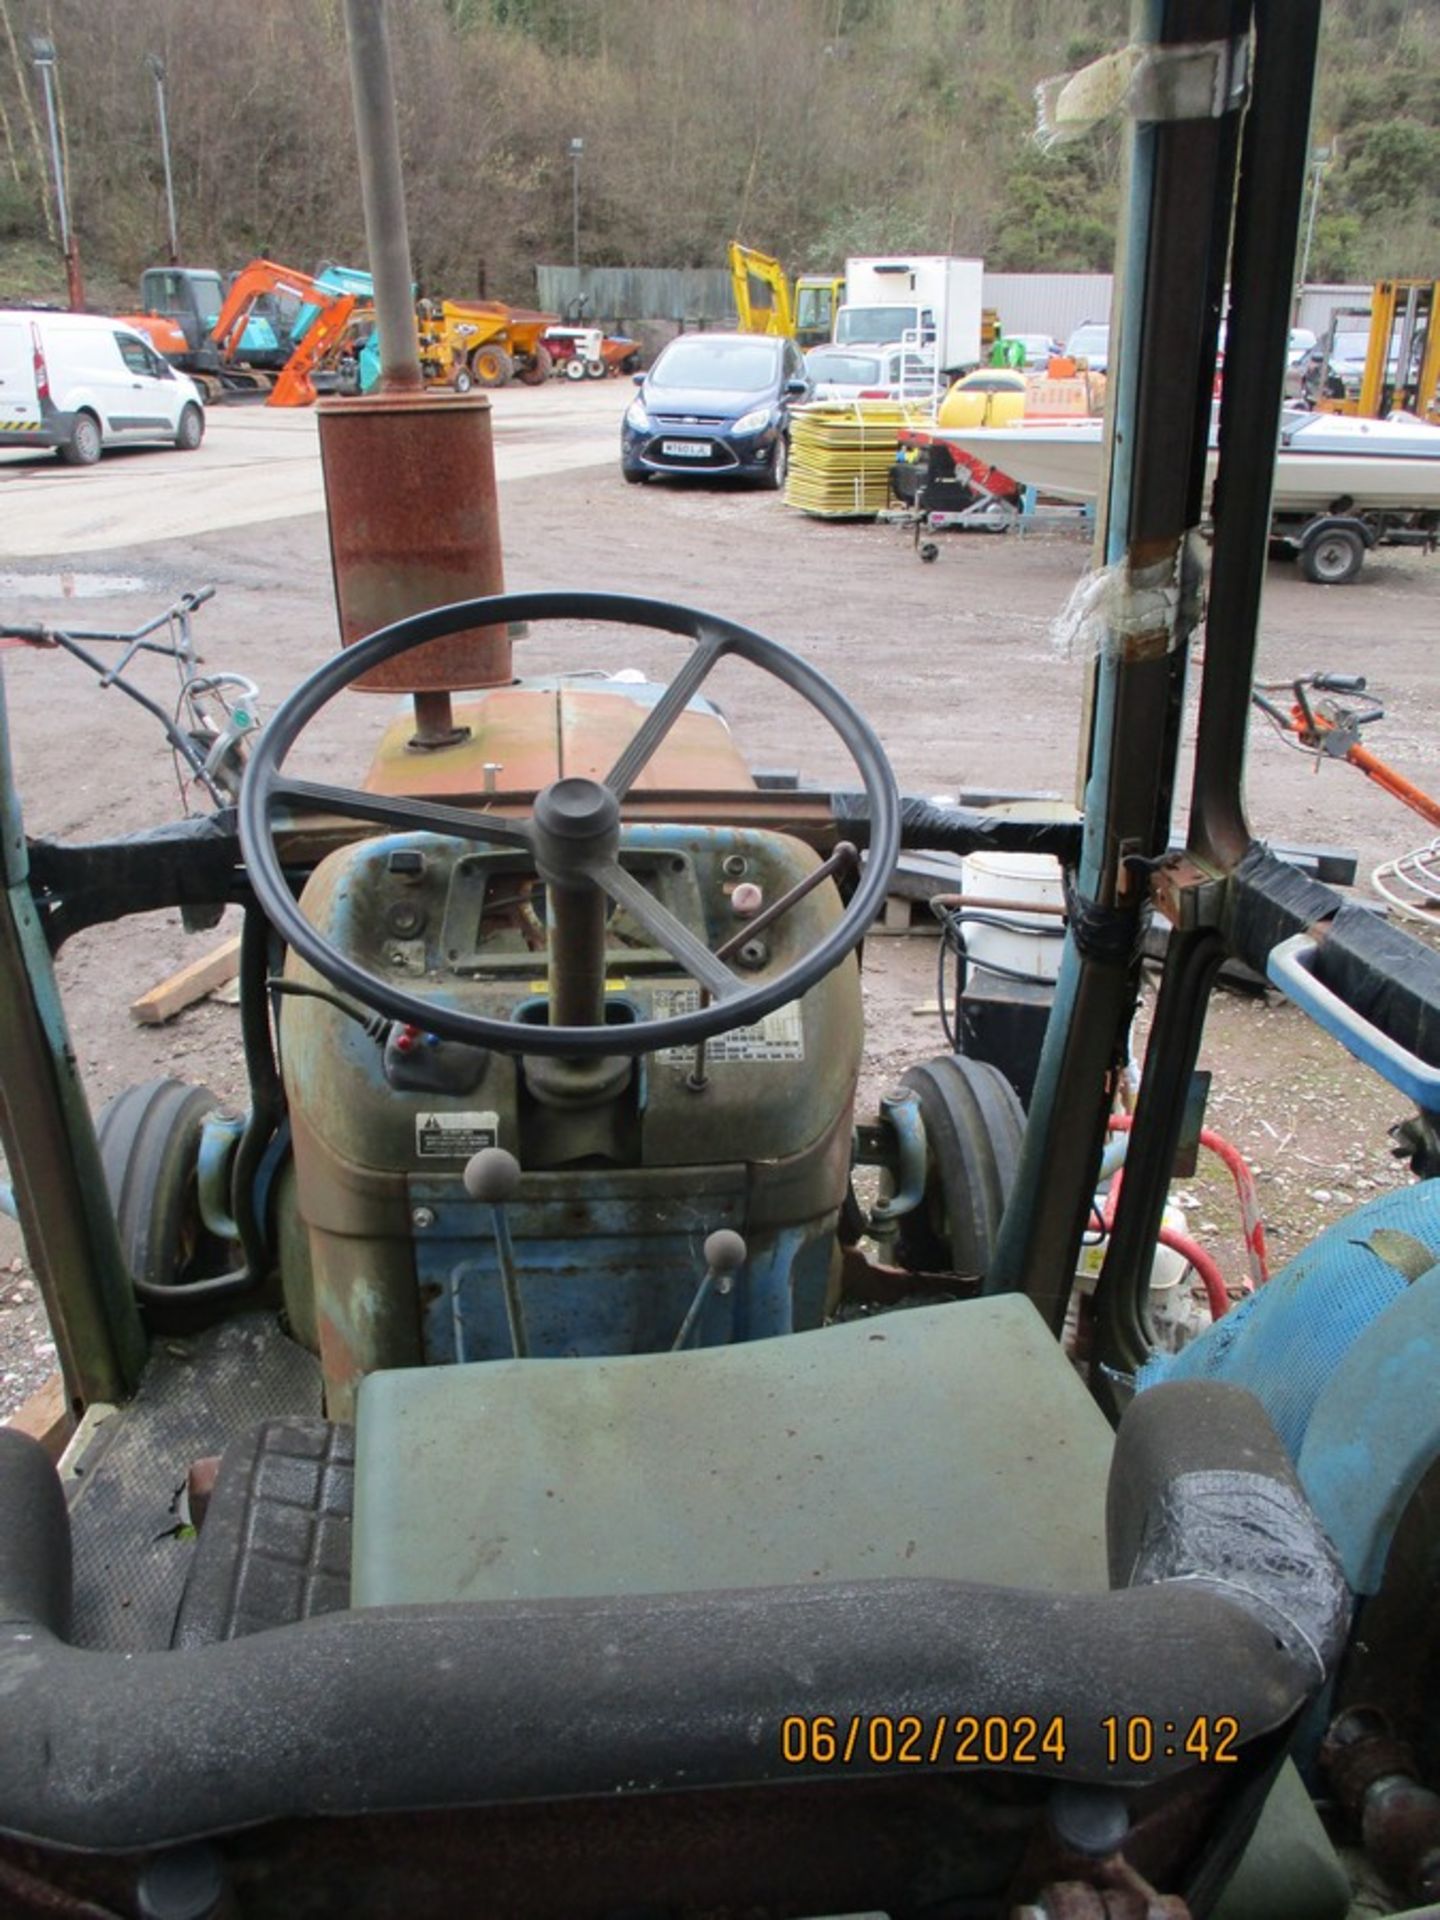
[834,256,984,373]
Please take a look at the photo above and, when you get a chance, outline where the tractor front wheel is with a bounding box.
[96,1078,235,1299]
[892,1055,1026,1280]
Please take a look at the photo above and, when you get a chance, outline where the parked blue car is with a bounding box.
[621,332,809,488]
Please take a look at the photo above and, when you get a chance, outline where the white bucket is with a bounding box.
[956,847,1066,983]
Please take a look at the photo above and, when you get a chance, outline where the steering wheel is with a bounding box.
[238,590,899,1058]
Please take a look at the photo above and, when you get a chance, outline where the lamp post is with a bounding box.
[1296,144,1331,308]
[569,135,584,273]
[146,54,179,265]
[29,35,84,310]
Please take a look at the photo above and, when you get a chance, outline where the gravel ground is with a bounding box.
[1,446,1437,1416]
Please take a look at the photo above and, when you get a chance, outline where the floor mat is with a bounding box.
[65,1314,322,1650]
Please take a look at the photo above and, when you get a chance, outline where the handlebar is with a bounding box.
[1309,672,1366,694]
[0,588,217,652]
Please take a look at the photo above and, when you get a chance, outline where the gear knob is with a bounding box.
[703,1228,747,1277]
[463,1145,521,1205]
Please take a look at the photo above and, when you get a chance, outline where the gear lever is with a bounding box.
[463,1146,528,1359]
[671,1228,747,1351]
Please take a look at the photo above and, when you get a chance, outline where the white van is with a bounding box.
[0,310,205,466]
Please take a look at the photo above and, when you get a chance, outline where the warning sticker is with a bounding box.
[651,989,804,1064]
[415,1111,500,1160]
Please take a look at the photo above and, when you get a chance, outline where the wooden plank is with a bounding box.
[129,933,242,1027]
[5,1371,71,1459]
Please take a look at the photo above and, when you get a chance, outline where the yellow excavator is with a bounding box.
[728,242,843,351]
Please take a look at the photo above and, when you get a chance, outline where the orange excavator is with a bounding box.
[124,259,357,407]
[208,261,358,408]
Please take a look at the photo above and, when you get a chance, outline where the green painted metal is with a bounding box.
[0,669,145,1408]
[1212,1759,1349,1920]
[350,1294,1113,1607]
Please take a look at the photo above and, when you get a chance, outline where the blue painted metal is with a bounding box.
[0,667,144,1394]
[867,1089,927,1225]
[1268,934,1440,1111]
[411,1179,828,1362]
[1298,1265,1440,1593]
[1138,1182,1440,1459]
[0,1181,14,1220]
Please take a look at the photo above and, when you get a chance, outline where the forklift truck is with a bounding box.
[1,4,1439,1915]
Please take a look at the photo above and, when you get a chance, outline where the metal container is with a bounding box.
[316,390,510,694]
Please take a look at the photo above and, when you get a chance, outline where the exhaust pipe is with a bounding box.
[320,0,511,743]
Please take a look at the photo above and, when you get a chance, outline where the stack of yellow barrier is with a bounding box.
[784,400,933,518]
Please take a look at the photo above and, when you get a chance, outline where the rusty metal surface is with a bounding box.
[361,685,756,797]
[0,1852,124,1919]
[1323,1706,1440,1902]
[316,393,509,695]
[187,1776,1038,1916]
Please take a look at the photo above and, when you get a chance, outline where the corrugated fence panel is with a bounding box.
[1295,284,1371,339]
[981,273,1115,343]
[536,267,736,325]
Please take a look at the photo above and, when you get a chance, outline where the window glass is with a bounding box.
[795,285,833,333]
[650,337,781,393]
[115,332,154,376]
[189,274,225,329]
[806,351,883,384]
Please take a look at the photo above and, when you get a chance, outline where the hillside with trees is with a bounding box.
[1,0,1436,312]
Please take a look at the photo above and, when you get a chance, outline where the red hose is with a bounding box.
[1099,1167,1231,1321]
[1155,1225,1231,1321]
[1105,1113,1268,1288]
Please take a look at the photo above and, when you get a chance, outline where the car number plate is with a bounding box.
[661,439,710,458]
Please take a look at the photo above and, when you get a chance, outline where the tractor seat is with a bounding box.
[0,1303,1350,1869]
[352,1294,1113,1606]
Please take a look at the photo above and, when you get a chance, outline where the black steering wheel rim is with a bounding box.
[238,589,900,1057]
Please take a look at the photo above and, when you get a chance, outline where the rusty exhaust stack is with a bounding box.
[322,0,510,747]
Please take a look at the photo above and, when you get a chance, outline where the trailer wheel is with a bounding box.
[892,1056,1026,1279]
[518,344,553,386]
[59,411,102,467]
[96,1079,233,1295]
[470,344,514,388]
[1300,524,1365,585]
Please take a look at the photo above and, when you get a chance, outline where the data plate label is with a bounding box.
[652,989,804,1063]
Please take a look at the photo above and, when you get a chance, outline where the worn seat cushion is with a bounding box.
[352,1293,1113,1607]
